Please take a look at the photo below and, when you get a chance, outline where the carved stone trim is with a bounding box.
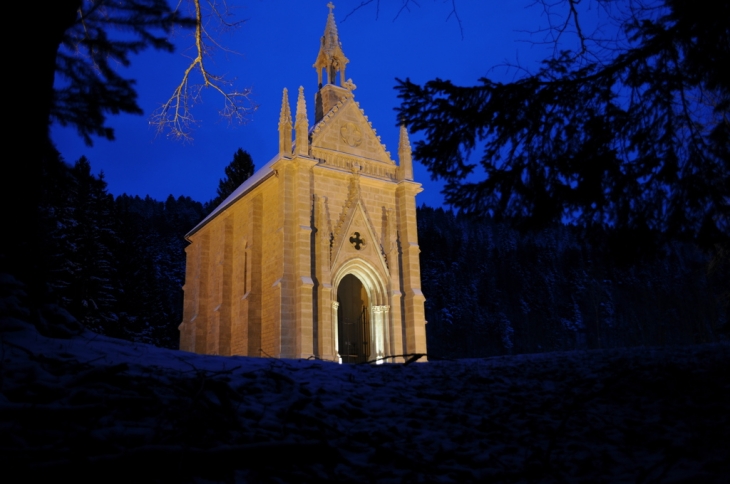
[312,149,397,180]
[340,122,362,147]
[310,95,391,161]
[332,175,360,248]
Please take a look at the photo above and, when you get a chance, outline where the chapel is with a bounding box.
[178,4,427,363]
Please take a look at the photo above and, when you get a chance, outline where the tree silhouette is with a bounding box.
[396,0,729,249]
[4,1,249,300]
[4,1,194,296]
[52,0,192,145]
[206,148,255,212]
[49,0,254,144]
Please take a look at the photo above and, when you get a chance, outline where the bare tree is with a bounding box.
[342,0,464,39]
[50,0,254,144]
[150,0,257,140]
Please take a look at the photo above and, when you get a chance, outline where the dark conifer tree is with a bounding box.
[41,156,120,334]
[3,1,192,306]
[397,1,729,250]
[206,149,255,212]
[115,194,206,347]
[416,206,724,359]
[66,158,120,332]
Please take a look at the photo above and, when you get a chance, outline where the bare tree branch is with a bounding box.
[393,0,419,23]
[522,0,623,64]
[445,0,464,40]
[342,0,380,22]
[150,0,256,140]
[205,0,245,29]
[344,0,462,39]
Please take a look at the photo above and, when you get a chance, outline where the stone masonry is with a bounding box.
[179,4,427,363]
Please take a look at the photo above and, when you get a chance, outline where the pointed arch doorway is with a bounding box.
[337,274,370,363]
[332,259,391,364]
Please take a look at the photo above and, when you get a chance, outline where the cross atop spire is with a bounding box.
[313,3,349,88]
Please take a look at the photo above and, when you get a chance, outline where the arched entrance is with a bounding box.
[331,258,391,364]
[337,274,369,363]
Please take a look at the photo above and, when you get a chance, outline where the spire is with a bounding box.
[295,86,309,157]
[313,3,349,88]
[398,125,414,181]
[278,88,292,155]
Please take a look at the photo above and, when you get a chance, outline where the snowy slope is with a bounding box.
[2,317,729,483]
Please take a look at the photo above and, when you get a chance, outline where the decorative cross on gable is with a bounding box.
[349,232,365,250]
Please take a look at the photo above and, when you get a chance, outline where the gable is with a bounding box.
[311,96,394,164]
[332,198,389,277]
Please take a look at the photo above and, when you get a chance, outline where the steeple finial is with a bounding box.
[295,86,309,157]
[397,125,414,181]
[278,88,292,155]
[313,3,349,88]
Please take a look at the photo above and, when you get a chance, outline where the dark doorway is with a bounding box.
[337,274,370,364]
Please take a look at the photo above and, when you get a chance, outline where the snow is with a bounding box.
[186,154,282,238]
[2,318,729,482]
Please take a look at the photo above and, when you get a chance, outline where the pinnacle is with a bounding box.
[399,125,412,153]
[279,88,292,125]
[296,86,307,124]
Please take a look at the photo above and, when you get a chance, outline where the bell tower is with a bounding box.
[313,2,349,88]
[313,2,352,124]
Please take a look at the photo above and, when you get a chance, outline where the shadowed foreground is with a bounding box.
[1,311,728,482]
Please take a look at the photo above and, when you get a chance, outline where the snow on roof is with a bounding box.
[186,153,283,239]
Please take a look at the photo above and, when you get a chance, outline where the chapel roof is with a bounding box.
[185,154,282,239]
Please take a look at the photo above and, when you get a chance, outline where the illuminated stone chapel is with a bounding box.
[179,4,427,363]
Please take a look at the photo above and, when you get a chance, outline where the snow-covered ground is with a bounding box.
[2,318,729,482]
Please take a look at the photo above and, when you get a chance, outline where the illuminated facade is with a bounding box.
[179,4,426,363]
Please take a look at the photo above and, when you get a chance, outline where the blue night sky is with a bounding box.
[51,1,591,208]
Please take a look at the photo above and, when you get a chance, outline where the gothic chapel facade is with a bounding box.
[179,4,427,363]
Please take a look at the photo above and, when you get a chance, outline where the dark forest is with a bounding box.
[39,147,727,356]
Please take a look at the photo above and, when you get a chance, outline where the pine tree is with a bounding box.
[397,0,729,249]
[65,158,120,332]
[206,149,255,212]
[115,194,206,347]
[416,206,723,358]
[41,156,120,334]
